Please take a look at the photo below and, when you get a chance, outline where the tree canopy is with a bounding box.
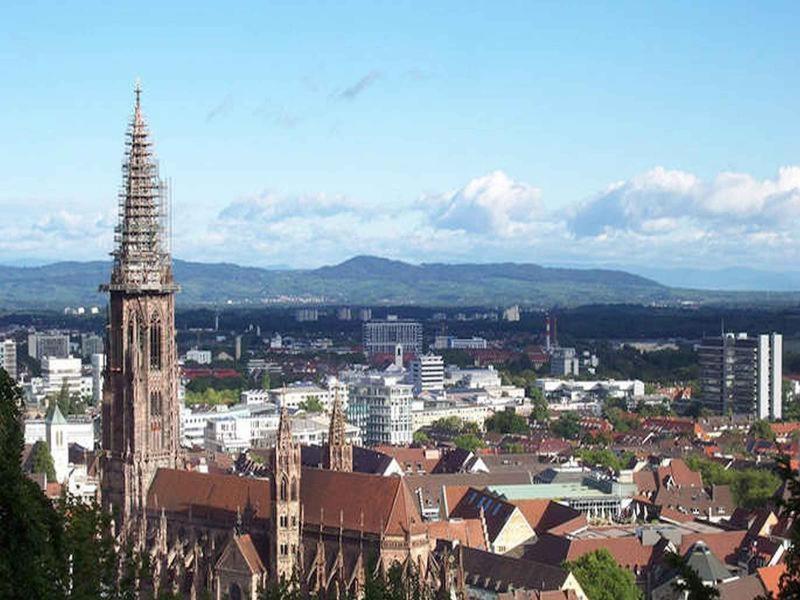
[30,440,56,482]
[564,548,642,600]
[485,410,528,435]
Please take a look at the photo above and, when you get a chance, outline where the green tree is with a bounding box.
[749,419,776,441]
[412,431,430,446]
[0,369,65,599]
[261,372,271,390]
[551,412,582,440]
[453,434,483,452]
[564,548,642,600]
[30,440,57,482]
[298,397,324,413]
[529,389,549,424]
[485,410,528,435]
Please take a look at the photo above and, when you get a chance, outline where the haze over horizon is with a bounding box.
[2,2,799,273]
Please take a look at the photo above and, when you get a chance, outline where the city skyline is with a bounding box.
[2,2,799,272]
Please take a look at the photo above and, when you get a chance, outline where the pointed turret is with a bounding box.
[271,405,301,584]
[325,388,352,472]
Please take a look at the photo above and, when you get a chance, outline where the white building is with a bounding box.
[411,399,490,431]
[269,383,331,410]
[411,354,445,394]
[91,353,105,405]
[445,366,503,389]
[41,356,83,399]
[536,378,645,411]
[0,338,17,380]
[346,370,413,446]
[185,348,212,365]
[433,336,488,350]
[502,305,521,322]
[80,333,104,358]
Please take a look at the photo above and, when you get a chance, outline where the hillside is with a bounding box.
[0,255,795,309]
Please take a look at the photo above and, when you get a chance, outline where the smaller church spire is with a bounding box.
[326,387,353,472]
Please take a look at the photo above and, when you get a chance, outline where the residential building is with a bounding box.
[337,307,352,321]
[699,332,782,418]
[346,370,413,446]
[411,399,490,431]
[502,305,521,322]
[363,318,423,357]
[269,383,331,410]
[358,308,372,321]
[27,332,70,360]
[411,353,445,394]
[0,338,17,380]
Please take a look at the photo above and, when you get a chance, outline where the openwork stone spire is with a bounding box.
[326,389,352,472]
[109,81,175,292]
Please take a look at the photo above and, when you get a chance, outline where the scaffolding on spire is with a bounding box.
[103,81,177,294]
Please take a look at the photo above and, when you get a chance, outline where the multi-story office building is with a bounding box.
[0,339,17,380]
[80,333,104,358]
[411,354,445,394]
[346,371,413,446]
[433,335,488,350]
[699,332,782,419]
[363,318,423,357]
[295,308,319,322]
[337,307,352,321]
[28,332,70,360]
[358,308,372,321]
[550,347,580,377]
[42,356,83,399]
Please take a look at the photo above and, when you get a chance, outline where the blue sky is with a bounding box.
[2,1,799,270]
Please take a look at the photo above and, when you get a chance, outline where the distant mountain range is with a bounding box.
[0,256,797,310]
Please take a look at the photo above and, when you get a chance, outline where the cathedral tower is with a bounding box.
[100,83,180,527]
[271,407,302,583]
[325,389,352,472]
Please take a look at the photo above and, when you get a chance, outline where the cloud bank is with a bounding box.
[4,166,800,269]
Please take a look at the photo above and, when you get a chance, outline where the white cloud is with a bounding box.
[429,170,543,237]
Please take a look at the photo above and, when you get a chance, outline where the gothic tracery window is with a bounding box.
[149,312,162,369]
[280,477,288,501]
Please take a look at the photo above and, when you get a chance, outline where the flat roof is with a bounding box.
[488,483,614,500]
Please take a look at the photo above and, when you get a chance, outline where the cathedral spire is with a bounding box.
[325,387,352,472]
[271,404,301,584]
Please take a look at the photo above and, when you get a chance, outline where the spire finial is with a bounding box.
[134,78,142,109]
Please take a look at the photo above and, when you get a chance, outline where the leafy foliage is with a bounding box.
[564,548,642,600]
[30,440,57,482]
[485,410,529,435]
[749,419,776,441]
[576,447,634,472]
[298,397,325,413]
[685,455,781,508]
[453,434,483,452]
[551,412,582,440]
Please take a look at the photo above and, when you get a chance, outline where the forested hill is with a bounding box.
[0,255,795,309]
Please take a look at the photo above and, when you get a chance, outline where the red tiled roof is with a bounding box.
[301,468,425,536]
[427,519,486,550]
[148,469,272,521]
[757,564,786,596]
[524,533,659,571]
[512,499,585,534]
[678,531,747,566]
[234,533,267,574]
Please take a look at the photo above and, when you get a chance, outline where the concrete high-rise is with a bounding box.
[0,339,17,380]
[698,332,782,419]
[363,317,422,357]
[411,353,445,395]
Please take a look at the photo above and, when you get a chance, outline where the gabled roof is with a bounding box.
[148,469,271,522]
[234,533,268,574]
[678,530,747,566]
[427,519,487,550]
[524,533,660,571]
[450,488,518,543]
[757,564,786,597]
[460,546,570,593]
[512,499,584,534]
[300,467,424,536]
